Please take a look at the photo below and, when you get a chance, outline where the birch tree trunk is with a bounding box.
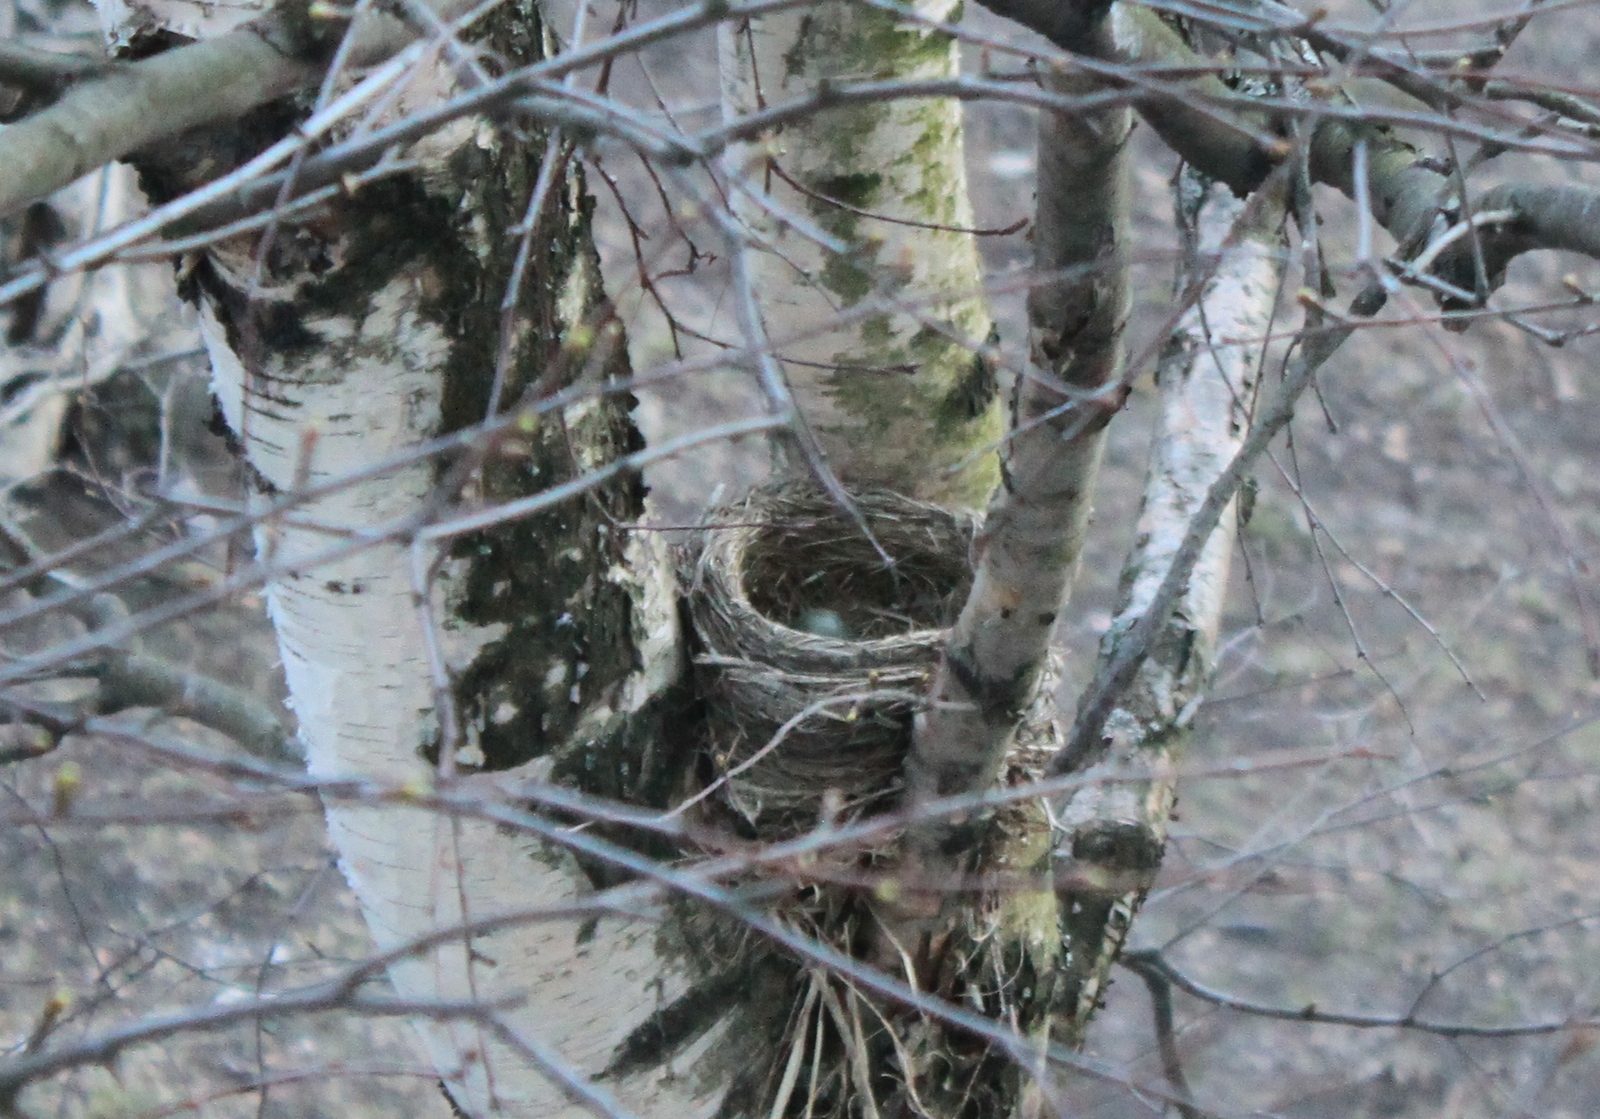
[1053,172,1285,1044]
[71,0,1042,1107]
[96,2,751,1114]
[68,0,1275,1112]
[15,0,1600,1112]
[0,162,166,481]
[718,0,1002,507]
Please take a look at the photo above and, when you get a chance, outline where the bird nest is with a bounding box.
[678,483,975,834]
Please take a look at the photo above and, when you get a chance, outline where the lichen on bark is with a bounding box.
[720,0,1003,508]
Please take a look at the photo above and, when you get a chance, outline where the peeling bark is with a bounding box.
[718,0,1003,507]
[200,184,702,1114]
[18,0,1596,1111]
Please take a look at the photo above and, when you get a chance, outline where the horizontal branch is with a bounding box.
[0,985,514,1104]
[91,648,297,762]
[1432,181,1600,298]
[974,0,1600,296]
[1123,949,1600,1039]
[0,0,798,221]
[0,66,1139,311]
[0,17,332,218]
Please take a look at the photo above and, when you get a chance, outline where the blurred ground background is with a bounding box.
[4,0,1600,1115]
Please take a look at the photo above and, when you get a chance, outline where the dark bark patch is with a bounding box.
[938,335,999,425]
[601,967,751,1080]
[943,645,1035,724]
[1069,820,1164,872]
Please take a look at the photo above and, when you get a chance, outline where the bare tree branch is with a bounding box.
[0,0,795,221]
[1048,171,1289,1045]
[0,986,516,1106]
[1120,950,1202,1119]
[900,27,1132,883]
[1053,287,1373,773]
[90,648,297,762]
[0,41,107,96]
[971,0,1600,303]
[1123,948,1600,1040]
[0,16,327,218]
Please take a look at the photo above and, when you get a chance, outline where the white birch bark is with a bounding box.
[718,0,1002,507]
[0,164,170,481]
[90,1,737,1113]
[1053,173,1285,1041]
[200,280,703,1117]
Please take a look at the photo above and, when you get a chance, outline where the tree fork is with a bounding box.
[902,41,1132,859]
[970,0,1600,306]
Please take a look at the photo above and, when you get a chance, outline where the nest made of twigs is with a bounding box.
[679,483,975,834]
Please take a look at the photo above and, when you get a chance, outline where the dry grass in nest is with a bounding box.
[678,483,975,834]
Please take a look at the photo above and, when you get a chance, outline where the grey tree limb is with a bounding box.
[899,12,1131,893]
[0,651,295,764]
[1122,948,1600,1039]
[0,0,442,218]
[973,0,1600,299]
[0,0,824,231]
[0,40,107,96]
[91,649,298,762]
[1120,951,1202,1119]
[1430,182,1600,299]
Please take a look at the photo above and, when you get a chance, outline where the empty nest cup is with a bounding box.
[679,483,976,834]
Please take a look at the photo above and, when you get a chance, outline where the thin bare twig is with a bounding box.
[1123,948,1600,1040]
[1120,952,1203,1119]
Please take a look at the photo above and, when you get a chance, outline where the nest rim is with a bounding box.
[679,482,976,832]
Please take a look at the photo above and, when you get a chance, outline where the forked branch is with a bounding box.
[1050,171,1288,1043]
